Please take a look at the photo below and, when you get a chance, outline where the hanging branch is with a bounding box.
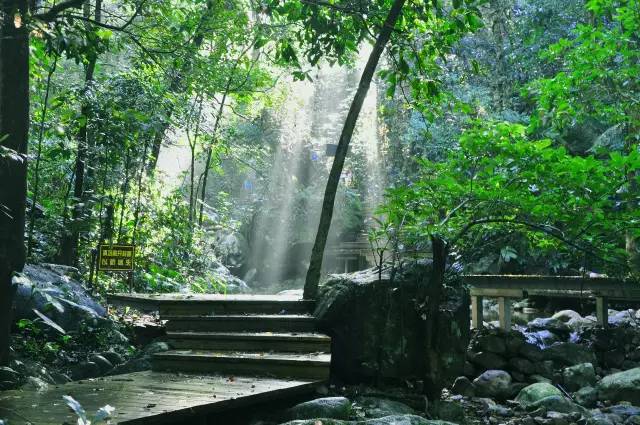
[198,41,260,225]
[132,140,149,244]
[27,53,58,259]
[117,147,132,241]
[186,94,205,224]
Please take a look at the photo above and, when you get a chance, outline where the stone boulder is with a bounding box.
[552,310,583,323]
[208,257,250,294]
[608,310,637,327]
[315,263,469,393]
[526,395,587,415]
[468,351,507,371]
[472,331,507,354]
[509,357,535,375]
[597,367,640,405]
[528,318,571,337]
[451,376,475,397]
[574,386,598,407]
[473,370,512,400]
[543,342,597,366]
[515,383,563,407]
[519,343,544,362]
[563,363,596,392]
[14,264,106,331]
[603,404,640,421]
[287,397,352,421]
[0,367,20,390]
[279,418,456,425]
[354,397,417,419]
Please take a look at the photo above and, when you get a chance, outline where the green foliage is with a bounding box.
[14,318,72,362]
[380,121,640,275]
[25,0,276,293]
[528,0,640,141]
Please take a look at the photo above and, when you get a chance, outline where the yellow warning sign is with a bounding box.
[98,244,135,271]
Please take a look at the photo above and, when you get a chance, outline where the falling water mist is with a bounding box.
[247,51,386,293]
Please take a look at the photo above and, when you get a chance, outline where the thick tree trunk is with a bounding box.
[303,0,406,299]
[58,0,101,266]
[424,235,448,398]
[0,0,30,365]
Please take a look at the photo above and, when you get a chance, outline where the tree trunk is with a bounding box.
[58,0,101,266]
[303,0,406,299]
[423,235,448,398]
[27,54,57,259]
[132,140,149,243]
[198,91,229,225]
[0,0,30,365]
[187,97,203,224]
[117,149,132,241]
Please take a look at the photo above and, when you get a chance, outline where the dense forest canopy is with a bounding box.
[1,0,639,365]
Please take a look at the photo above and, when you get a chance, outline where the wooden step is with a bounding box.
[166,331,331,353]
[152,350,331,380]
[159,297,315,317]
[165,315,317,333]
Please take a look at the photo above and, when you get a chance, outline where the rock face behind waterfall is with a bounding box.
[314,262,469,391]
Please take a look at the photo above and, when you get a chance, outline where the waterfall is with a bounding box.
[248,49,386,292]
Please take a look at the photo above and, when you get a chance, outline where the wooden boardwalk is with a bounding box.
[0,371,318,424]
[464,274,640,329]
[107,293,312,313]
[108,293,331,380]
[0,294,331,423]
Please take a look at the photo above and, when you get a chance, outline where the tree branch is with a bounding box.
[450,217,628,267]
[33,0,86,22]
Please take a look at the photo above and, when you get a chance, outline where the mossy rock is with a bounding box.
[355,397,417,418]
[279,416,456,425]
[515,383,563,406]
[597,367,640,405]
[288,397,352,420]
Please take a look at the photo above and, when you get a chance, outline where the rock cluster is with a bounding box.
[1,340,171,392]
[14,264,107,331]
[278,395,454,425]
[444,309,640,424]
[463,308,640,392]
[315,262,470,392]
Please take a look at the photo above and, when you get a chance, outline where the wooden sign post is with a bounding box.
[98,244,136,293]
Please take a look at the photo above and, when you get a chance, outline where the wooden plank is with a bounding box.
[0,371,319,425]
[165,315,317,333]
[153,350,331,380]
[596,296,609,328]
[109,294,309,303]
[471,295,483,329]
[108,294,315,316]
[154,350,331,364]
[464,275,635,293]
[497,297,512,330]
[167,331,331,352]
[153,359,330,381]
[470,288,524,298]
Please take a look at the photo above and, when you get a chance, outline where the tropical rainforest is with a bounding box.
[1,0,640,424]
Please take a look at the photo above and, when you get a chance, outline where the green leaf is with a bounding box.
[33,309,65,334]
